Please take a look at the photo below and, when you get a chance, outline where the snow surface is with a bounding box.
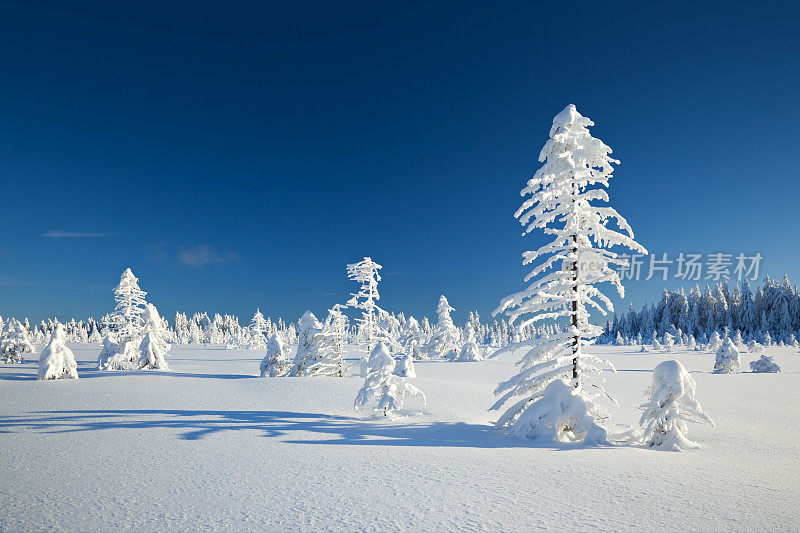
[1,343,799,531]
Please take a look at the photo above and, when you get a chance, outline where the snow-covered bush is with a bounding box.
[639,360,714,451]
[1,318,34,364]
[749,354,780,373]
[38,325,79,380]
[395,351,416,377]
[713,337,740,374]
[497,378,610,443]
[490,104,646,442]
[746,339,763,353]
[260,333,290,377]
[354,343,425,416]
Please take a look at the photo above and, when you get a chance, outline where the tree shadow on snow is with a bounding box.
[0,409,621,450]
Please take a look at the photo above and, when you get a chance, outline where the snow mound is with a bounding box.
[499,379,610,444]
[749,354,780,373]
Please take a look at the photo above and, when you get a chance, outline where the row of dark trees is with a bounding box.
[600,274,800,344]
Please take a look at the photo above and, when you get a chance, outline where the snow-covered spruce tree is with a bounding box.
[426,295,461,358]
[111,268,148,342]
[399,316,426,360]
[38,325,79,380]
[639,360,714,451]
[346,257,399,376]
[97,333,122,370]
[354,343,426,416]
[1,318,34,364]
[260,333,291,377]
[138,304,170,370]
[292,307,348,377]
[750,354,780,373]
[453,324,482,362]
[491,104,647,442]
[713,337,740,374]
[249,308,269,348]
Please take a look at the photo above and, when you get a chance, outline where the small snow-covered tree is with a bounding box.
[1,318,34,364]
[249,308,269,348]
[138,304,170,370]
[713,337,740,374]
[354,343,426,416]
[292,308,347,377]
[706,330,723,352]
[749,354,780,373]
[97,333,127,370]
[346,257,398,376]
[260,333,291,377]
[290,311,323,376]
[111,268,148,341]
[399,316,426,360]
[38,325,79,380]
[640,360,714,450]
[426,295,461,358]
[490,104,647,442]
[452,324,482,362]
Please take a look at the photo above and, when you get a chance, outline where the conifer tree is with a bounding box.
[111,268,148,342]
[491,104,646,442]
[1,318,34,364]
[38,325,79,380]
[260,333,291,377]
[426,295,460,358]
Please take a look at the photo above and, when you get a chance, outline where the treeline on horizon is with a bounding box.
[599,274,800,345]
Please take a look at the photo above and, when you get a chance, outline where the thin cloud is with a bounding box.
[178,245,240,268]
[42,230,115,238]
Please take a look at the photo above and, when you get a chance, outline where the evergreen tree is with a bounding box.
[38,325,79,380]
[491,104,646,441]
[111,268,148,342]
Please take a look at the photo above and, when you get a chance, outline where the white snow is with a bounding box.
[1,343,799,530]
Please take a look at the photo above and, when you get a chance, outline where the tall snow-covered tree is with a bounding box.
[491,104,647,442]
[346,257,398,376]
[111,268,148,342]
[38,325,79,380]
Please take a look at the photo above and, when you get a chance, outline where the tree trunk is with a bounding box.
[571,179,580,387]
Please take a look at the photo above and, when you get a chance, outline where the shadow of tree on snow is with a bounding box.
[0,409,624,451]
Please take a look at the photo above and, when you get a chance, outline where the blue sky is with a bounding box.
[1,2,798,324]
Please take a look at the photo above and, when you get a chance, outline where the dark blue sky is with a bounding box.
[1,2,798,324]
